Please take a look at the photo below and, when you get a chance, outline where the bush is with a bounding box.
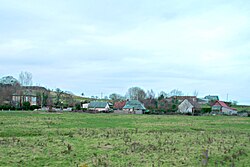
[30,105,39,110]
[74,103,81,110]
[201,107,211,114]
[82,108,87,111]
[0,105,14,110]
[22,102,31,110]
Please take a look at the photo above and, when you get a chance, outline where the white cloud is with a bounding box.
[0,39,34,55]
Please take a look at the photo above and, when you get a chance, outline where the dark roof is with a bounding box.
[89,101,108,108]
[186,99,201,109]
[204,95,219,101]
[123,100,146,110]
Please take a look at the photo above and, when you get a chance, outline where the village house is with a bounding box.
[12,93,38,107]
[88,101,111,112]
[177,99,201,114]
[123,100,146,114]
[212,100,237,115]
[178,99,194,114]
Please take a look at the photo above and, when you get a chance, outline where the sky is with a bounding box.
[0,0,250,104]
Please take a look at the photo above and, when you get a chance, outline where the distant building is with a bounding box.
[12,94,37,106]
[197,98,209,105]
[88,101,110,112]
[212,101,237,115]
[178,99,200,114]
[204,95,219,101]
[178,99,194,114]
[123,100,146,114]
[11,86,47,107]
[168,96,197,103]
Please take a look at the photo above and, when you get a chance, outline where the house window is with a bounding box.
[31,97,36,102]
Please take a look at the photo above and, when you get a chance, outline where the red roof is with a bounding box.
[114,101,126,109]
[214,101,229,107]
[213,100,236,110]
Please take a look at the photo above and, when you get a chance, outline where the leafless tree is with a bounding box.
[19,71,33,86]
[109,93,124,102]
[158,91,168,98]
[169,89,183,96]
[193,90,199,97]
[126,87,146,101]
[146,89,155,99]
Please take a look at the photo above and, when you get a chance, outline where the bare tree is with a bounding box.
[109,93,124,102]
[169,89,183,96]
[193,90,199,97]
[126,87,146,101]
[19,71,33,86]
[146,89,155,99]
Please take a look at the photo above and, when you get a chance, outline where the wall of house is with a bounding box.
[222,107,237,115]
[178,100,193,113]
[89,107,109,112]
[82,103,89,109]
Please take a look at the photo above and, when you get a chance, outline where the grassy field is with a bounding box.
[0,111,249,167]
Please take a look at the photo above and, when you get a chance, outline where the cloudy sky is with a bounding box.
[0,0,249,104]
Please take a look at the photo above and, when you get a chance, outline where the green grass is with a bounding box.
[0,111,249,166]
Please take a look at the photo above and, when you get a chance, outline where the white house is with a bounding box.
[212,101,237,115]
[178,99,194,114]
[88,101,110,112]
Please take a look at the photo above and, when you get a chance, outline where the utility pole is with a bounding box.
[101,92,103,99]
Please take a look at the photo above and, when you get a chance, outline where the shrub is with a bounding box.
[74,103,81,110]
[201,107,211,113]
[22,102,31,110]
[30,105,39,110]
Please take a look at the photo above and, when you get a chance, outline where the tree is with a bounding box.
[0,82,21,105]
[126,87,146,101]
[55,88,63,106]
[193,90,199,97]
[109,93,124,102]
[146,89,155,99]
[169,89,183,96]
[19,71,33,86]
[158,91,168,99]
